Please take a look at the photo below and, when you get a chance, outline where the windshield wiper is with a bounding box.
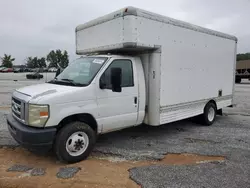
[60,79,86,86]
[60,78,79,86]
[48,78,85,86]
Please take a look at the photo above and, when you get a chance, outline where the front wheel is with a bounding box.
[54,121,96,163]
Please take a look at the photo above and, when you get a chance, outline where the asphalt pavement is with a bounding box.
[0,74,250,188]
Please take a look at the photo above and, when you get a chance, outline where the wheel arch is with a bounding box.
[57,113,99,134]
[205,100,217,111]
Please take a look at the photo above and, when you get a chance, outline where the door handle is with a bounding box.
[134,97,137,104]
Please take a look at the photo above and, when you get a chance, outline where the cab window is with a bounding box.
[101,59,134,89]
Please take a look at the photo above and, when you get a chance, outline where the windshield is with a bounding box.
[50,57,108,86]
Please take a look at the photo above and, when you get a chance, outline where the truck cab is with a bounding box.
[7,55,146,163]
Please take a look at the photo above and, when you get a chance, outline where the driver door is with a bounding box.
[96,59,138,133]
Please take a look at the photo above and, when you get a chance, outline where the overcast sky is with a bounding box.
[0,0,249,65]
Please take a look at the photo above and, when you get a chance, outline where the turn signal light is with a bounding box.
[40,111,49,117]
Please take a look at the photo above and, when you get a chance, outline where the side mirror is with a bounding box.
[111,67,122,92]
[99,75,106,89]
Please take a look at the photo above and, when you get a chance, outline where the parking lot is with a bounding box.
[0,73,250,187]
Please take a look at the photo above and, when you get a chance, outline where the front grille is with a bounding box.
[12,97,25,123]
[12,97,21,105]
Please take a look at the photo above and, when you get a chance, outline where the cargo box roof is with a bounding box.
[76,6,237,42]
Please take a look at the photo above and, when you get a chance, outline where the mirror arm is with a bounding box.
[99,77,106,89]
[100,83,106,89]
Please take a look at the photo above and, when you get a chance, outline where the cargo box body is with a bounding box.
[76,7,237,125]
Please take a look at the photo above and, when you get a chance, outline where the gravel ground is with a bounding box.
[129,161,250,188]
[94,115,250,162]
[0,73,55,106]
[30,168,46,176]
[0,75,250,187]
[7,164,33,172]
[56,167,81,179]
[0,72,55,81]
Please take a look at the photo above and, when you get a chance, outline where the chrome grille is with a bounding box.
[12,97,25,123]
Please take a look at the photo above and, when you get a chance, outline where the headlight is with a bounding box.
[28,104,49,127]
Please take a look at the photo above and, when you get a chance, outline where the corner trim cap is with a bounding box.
[123,6,138,16]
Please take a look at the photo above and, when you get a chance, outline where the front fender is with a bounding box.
[45,100,100,131]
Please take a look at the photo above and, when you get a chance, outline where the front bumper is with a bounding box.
[7,114,57,151]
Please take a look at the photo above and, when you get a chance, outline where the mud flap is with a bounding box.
[217,109,223,116]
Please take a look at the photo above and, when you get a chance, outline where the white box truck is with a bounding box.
[7,7,237,163]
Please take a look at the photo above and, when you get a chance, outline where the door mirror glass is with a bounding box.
[111,67,122,92]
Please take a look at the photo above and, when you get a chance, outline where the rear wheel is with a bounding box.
[201,102,217,126]
[54,121,96,163]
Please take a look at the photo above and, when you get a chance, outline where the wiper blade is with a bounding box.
[61,78,77,86]
[60,79,86,86]
[48,78,86,86]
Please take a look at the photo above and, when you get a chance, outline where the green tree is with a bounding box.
[26,57,47,68]
[47,50,57,68]
[32,57,39,68]
[38,57,46,68]
[237,53,250,61]
[61,50,69,68]
[46,49,69,68]
[1,54,15,68]
[26,57,34,68]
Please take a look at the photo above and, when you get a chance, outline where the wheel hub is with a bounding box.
[66,131,89,157]
[208,107,215,122]
[74,139,84,150]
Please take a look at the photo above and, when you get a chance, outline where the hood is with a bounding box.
[16,83,78,99]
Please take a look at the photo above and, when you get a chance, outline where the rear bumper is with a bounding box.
[7,114,57,151]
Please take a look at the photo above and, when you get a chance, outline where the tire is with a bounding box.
[54,121,96,163]
[201,102,217,126]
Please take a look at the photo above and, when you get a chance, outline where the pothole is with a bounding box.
[0,148,225,188]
